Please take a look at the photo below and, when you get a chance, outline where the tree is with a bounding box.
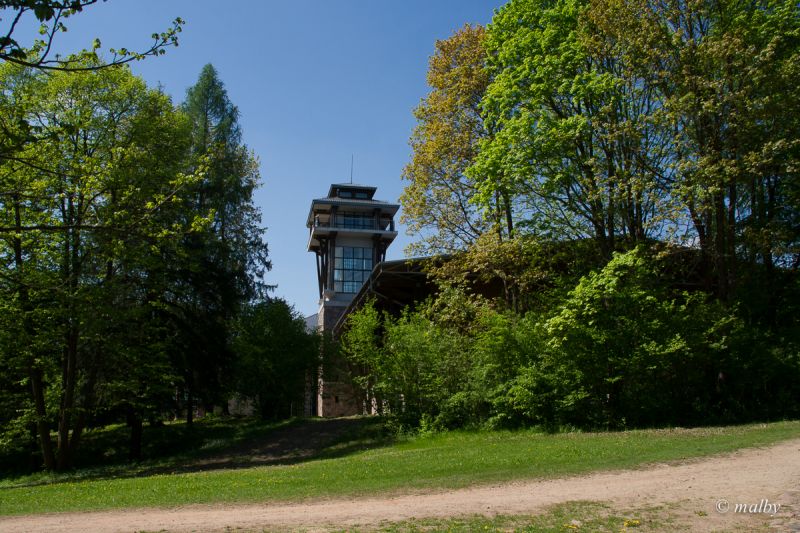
[400,24,506,255]
[174,64,271,424]
[0,1,183,178]
[232,299,318,420]
[0,61,201,469]
[473,0,672,258]
[475,0,800,293]
[637,0,800,300]
[0,1,182,71]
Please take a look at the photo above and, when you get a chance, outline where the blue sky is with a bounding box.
[16,0,504,316]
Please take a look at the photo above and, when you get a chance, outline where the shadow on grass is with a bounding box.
[0,416,395,489]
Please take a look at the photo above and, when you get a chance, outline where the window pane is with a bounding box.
[334,270,342,281]
[334,258,342,268]
[334,282,343,292]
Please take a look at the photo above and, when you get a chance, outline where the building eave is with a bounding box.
[306,198,400,227]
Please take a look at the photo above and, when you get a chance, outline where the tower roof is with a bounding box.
[327,183,377,199]
[307,183,399,227]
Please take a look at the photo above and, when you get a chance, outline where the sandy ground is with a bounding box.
[2,437,799,532]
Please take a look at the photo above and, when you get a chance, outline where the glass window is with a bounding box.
[333,246,372,293]
[334,212,375,229]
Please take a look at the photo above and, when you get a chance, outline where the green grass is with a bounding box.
[0,416,308,485]
[0,416,301,478]
[0,420,798,516]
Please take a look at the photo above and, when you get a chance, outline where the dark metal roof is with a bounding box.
[332,258,437,336]
[330,254,507,338]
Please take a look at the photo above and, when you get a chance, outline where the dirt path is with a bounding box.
[2,438,799,532]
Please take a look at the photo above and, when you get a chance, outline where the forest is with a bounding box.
[0,2,318,472]
[341,0,800,431]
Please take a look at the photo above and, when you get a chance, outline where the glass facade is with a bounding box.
[334,212,375,229]
[334,246,373,293]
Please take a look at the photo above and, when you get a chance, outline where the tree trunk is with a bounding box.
[714,190,729,301]
[30,366,56,470]
[186,376,194,427]
[57,325,79,470]
[56,193,82,471]
[13,195,56,470]
[502,191,514,239]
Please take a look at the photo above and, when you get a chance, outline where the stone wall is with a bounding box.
[312,301,362,417]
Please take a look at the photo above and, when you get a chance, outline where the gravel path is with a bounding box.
[2,437,799,532]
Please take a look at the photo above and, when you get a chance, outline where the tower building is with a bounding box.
[307,183,399,415]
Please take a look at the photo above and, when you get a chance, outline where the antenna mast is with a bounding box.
[350,154,354,184]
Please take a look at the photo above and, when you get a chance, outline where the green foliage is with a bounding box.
[471,0,800,295]
[427,234,603,312]
[400,24,494,255]
[387,0,800,434]
[532,248,735,427]
[343,247,800,430]
[170,63,271,424]
[232,299,319,420]
[0,1,183,71]
[472,0,667,255]
[0,60,208,469]
[343,300,470,426]
[0,61,272,470]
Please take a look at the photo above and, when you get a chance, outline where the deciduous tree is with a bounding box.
[0,0,182,71]
[0,61,201,469]
[400,24,505,255]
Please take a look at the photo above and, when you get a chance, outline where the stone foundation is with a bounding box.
[306,300,363,417]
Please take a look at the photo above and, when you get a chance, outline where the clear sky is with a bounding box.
[15,0,504,316]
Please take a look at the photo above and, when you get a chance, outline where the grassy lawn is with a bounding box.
[0,420,798,516]
[0,416,302,480]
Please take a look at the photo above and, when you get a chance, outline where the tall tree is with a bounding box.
[473,0,672,258]
[474,0,799,292]
[400,24,504,255]
[0,61,201,469]
[174,64,270,424]
[639,0,800,300]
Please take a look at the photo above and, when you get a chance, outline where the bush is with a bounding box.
[341,247,800,432]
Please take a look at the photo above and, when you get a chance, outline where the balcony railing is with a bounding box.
[312,218,395,232]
